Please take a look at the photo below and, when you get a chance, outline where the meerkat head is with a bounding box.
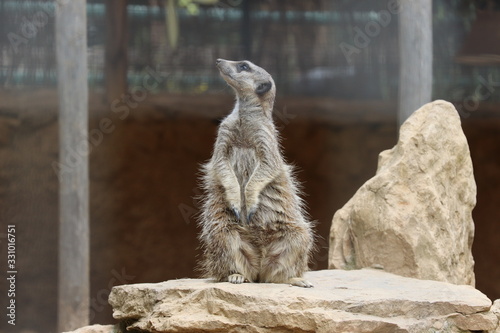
[216,59,276,110]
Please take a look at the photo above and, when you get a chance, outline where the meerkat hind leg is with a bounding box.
[259,222,313,288]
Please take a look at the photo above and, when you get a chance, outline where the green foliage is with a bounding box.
[178,0,220,16]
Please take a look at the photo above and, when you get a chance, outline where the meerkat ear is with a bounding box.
[255,81,272,96]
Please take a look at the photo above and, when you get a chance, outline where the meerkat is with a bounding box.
[198,59,314,288]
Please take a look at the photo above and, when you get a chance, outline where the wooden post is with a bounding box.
[105,0,128,103]
[241,0,252,59]
[398,0,433,126]
[55,1,89,331]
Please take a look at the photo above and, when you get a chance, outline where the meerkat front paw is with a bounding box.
[227,204,241,221]
[228,273,247,284]
[288,277,313,288]
[244,191,260,221]
[225,188,242,221]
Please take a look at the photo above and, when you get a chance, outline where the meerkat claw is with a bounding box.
[247,204,258,221]
[289,277,313,288]
[228,273,246,284]
[247,210,255,223]
[231,206,241,221]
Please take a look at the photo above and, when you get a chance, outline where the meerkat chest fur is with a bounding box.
[226,110,281,187]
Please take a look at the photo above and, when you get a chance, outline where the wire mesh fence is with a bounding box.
[0,0,499,101]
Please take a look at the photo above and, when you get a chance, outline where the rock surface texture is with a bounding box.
[329,100,476,286]
[104,269,497,333]
[64,324,117,333]
[491,299,500,333]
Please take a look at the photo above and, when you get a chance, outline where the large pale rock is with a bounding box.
[108,269,495,333]
[329,100,476,285]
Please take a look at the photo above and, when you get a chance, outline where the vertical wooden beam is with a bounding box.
[398,0,433,126]
[55,1,89,331]
[105,0,128,102]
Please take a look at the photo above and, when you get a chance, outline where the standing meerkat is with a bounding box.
[198,59,314,288]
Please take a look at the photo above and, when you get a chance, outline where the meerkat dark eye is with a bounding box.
[237,62,251,72]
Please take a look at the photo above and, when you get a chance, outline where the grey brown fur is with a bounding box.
[198,59,314,288]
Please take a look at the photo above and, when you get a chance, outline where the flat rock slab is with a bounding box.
[63,324,117,333]
[109,269,497,333]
